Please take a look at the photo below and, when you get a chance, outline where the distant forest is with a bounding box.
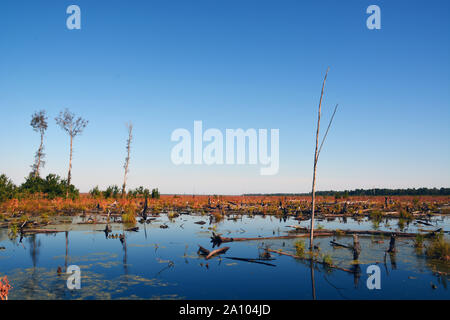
[244,188,450,197]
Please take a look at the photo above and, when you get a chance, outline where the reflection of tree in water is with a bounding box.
[27,234,41,268]
[16,234,42,298]
[310,260,316,300]
[120,231,129,285]
[65,231,69,271]
[16,234,66,299]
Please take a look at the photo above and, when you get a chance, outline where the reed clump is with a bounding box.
[294,240,305,257]
[426,232,450,262]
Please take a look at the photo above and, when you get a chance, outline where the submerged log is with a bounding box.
[225,257,276,267]
[330,240,351,249]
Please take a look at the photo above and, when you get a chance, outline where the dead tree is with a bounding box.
[55,109,88,197]
[122,122,133,197]
[309,67,339,249]
[30,110,48,177]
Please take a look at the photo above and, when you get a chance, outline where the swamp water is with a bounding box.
[0,214,449,299]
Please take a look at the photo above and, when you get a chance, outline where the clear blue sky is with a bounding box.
[0,0,449,194]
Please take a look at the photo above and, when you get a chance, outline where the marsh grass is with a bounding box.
[426,232,450,262]
[322,254,333,266]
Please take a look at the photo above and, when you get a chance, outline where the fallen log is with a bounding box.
[21,229,63,234]
[330,240,351,249]
[210,232,334,245]
[197,245,230,259]
[288,228,420,238]
[207,247,229,260]
[267,249,357,274]
[416,220,433,226]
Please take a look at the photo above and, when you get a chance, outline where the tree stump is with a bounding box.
[387,234,396,253]
[352,234,361,260]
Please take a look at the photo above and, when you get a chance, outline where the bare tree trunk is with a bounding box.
[309,68,329,249]
[67,135,73,198]
[122,123,133,197]
[34,133,44,178]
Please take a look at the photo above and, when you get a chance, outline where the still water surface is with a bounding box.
[1,214,449,299]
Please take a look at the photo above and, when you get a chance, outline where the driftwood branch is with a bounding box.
[197,245,230,260]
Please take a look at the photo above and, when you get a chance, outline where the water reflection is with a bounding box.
[0,214,448,299]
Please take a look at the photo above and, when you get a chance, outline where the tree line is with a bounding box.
[244,187,450,197]
[0,109,159,202]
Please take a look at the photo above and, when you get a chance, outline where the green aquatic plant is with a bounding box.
[370,209,383,222]
[398,218,407,231]
[414,234,424,248]
[294,240,305,257]
[8,224,18,240]
[322,254,333,266]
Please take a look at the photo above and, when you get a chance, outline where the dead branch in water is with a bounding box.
[225,257,277,267]
[197,245,230,259]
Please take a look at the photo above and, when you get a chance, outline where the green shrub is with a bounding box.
[89,186,102,199]
[19,174,78,199]
[0,174,17,202]
[103,185,120,199]
[151,188,160,199]
[127,186,150,198]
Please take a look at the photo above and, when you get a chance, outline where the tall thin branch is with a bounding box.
[122,122,133,197]
[310,67,329,249]
[317,104,339,159]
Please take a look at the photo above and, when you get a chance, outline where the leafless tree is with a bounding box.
[30,110,48,177]
[309,67,338,249]
[55,109,88,197]
[122,122,133,197]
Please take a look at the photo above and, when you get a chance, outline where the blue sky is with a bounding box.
[0,0,449,194]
